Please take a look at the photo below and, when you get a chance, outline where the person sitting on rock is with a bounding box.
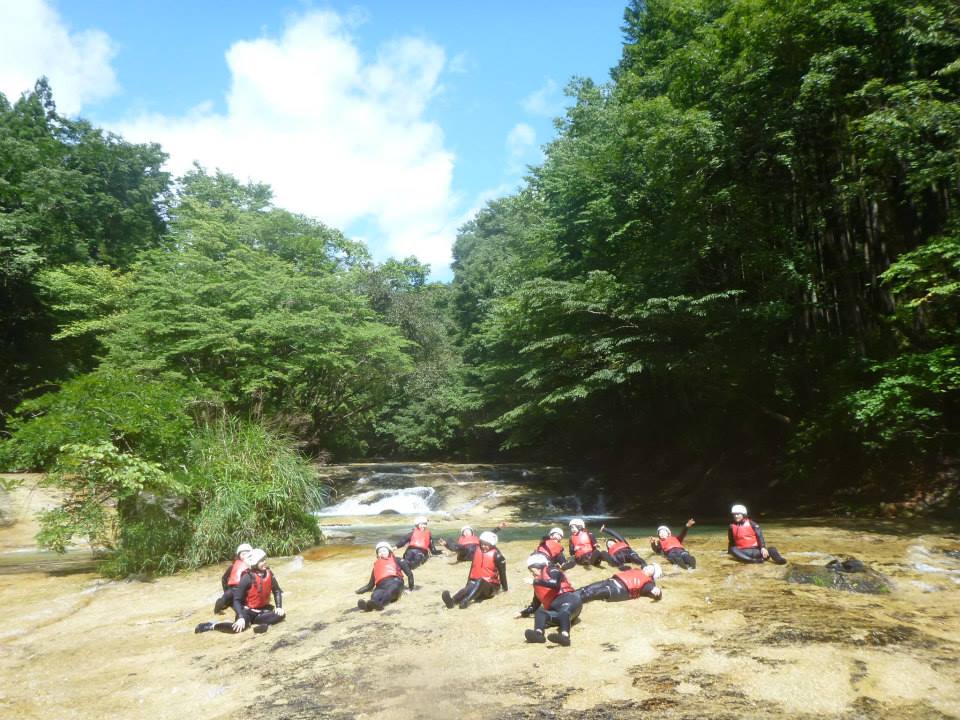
[355,541,415,612]
[650,519,697,569]
[535,527,568,566]
[519,553,582,647]
[728,504,787,565]
[562,518,602,570]
[442,531,508,609]
[395,516,442,569]
[577,562,663,603]
[597,524,648,570]
[441,522,507,563]
[213,542,252,614]
[196,548,286,635]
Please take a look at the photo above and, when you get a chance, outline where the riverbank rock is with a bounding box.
[786,557,892,594]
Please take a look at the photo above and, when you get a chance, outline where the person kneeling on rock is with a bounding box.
[356,541,414,611]
[196,548,286,635]
[518,553,581,647]
[650,519,697,570]
[213,542,252,614]
[728,504,787,565]
[442,531,507,609]
[577,562,663,603]
[395,516,442,569]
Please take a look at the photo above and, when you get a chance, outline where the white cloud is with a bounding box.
[114,10,459,272]
[0,0,118,115]
[506,122,537,174]
[521,78,561,117]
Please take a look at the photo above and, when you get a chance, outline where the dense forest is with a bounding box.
[2,0,958,573]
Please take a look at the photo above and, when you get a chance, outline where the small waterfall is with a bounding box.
[315,486,437,517]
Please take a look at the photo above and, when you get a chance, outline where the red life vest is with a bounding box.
[469,547,501,585]
[458,534,481,547]
[538,538,563,559]
[658,535,684,553]
[731,519,759,549]
[227,558,246,587]
[571,530,595,558]
[409,527,432,551]
[614,568,654,599]
[606,540,630,556]
[244,569,273,609]
[533,566,574,610]
[373,556,404,585]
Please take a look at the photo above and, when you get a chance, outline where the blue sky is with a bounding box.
[0,1,626,278]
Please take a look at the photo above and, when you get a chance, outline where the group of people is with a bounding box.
[195,503,786,643]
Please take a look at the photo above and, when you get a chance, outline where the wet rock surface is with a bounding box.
[785,557,893,594]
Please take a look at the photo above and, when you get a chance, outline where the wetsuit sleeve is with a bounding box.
[751,520,767,549]
[650,539,663,554]
[271,575,283,609]
[447,539,463,553]
[496,551,508,592]
[221,565,232,592]
[232,574,252,617]
[430,537,442,556]
[532,567,564,591]
[520,596,542,616]
[395,532,414,549]
[398,558,415,589]
[356,571,375,594]
[603,527,627,544]
[676,526,689,543]
[727,526,735,550]
[588,532,598,548]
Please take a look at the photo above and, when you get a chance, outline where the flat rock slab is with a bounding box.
[786,557,892,594]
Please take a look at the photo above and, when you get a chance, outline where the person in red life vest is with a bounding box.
[728,504,787,564]
[650,519,697,569]
[441,531,508,609]
[213,542,252,614]
[355,541,415,611]
[535,527,568,566]
[395,516,441,569]
[577,562,663,604]
[195,548,286,635]
[518,553,582,647]
[562,518,602,570]
[596,524,648,570]
[440,522,507,563]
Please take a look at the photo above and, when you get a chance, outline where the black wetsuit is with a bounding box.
[562,531,602,570]
[213,562,241,613]
[521,567,583,636]
[577,576,659,603]
[396,530,442,569]
[651,525,696,569]
[445,537,480,562]
[535,537,568,566]
[356,557,415,611]
[208,569,285,632]
[445,548,508,608]
[728,519,787,564]
[599,527,647,569]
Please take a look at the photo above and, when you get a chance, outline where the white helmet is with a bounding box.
[375,541,392,554]
[526,553,549,569]
[648,563,663,580]
[236,542,253,555]
[479,531,498,546]
[569,518,585,530]
[414,516,428,526]
[460,525,475,536]
[247,548,267,567]
[549,527,564,538]
[656,526,670,537]
[731,504,747,515]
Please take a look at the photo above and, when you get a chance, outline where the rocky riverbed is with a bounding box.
[2,476,960,719]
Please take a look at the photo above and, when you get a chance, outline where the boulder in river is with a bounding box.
[785,557,892,594]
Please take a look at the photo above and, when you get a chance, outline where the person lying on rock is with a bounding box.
[196,548,286,635]
[577,562,663,603]
[534,527,568,566]
[728,504,787,565]
[440,521,507,563]
[597,524,648,570]
[213,542,252,614]
[649,519,697,570]
[561,518,602,570]
[395,516,442,569]
[356,541,415,612]
[442,531,508,609]
[519,553,581,647]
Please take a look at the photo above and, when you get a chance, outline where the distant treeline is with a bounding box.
[1,0,958,576]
